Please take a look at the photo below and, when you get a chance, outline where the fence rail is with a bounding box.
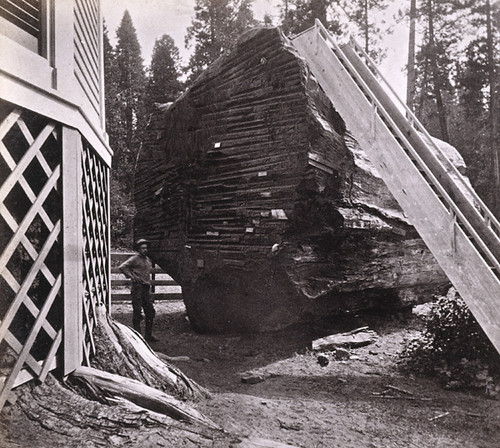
[110,252,182,301]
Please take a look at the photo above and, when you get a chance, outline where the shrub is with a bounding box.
[401,288,500,397]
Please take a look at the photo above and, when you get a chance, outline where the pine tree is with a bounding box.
[451,38,490,203]
[406,0,417,111]
[413,0,456,141]
[103,22,121,149]
[104,22,133,247]
[109,10,147,247]
[340,0,390,59]
[280,0,330,35]
[485,0,500,215]
[147,35,183,107]
[115,10,147,158]
[279,1,388,60]
[185,0,258,82]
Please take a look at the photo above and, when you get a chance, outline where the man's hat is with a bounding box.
[135,238,150,247]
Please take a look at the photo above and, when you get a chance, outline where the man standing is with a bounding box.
[119,239,158,342]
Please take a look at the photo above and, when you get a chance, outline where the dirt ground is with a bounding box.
[115,300,499,448]
[2,300,500,448]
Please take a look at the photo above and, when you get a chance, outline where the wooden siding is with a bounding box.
[0,0,111,163]
[74,0,101,114]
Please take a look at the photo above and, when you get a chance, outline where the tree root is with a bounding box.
[90,304,209,400]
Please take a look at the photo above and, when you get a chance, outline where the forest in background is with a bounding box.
[103,0,500,249]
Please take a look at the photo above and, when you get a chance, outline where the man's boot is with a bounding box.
[133,320,141,334]
[145,320,159,342]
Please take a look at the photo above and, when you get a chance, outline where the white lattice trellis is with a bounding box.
[81,140,110,365]
[0,108,63,408]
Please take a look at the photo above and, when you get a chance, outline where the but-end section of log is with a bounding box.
[70,366,220,430]
[135,27,453,333]
[92,305,209,400]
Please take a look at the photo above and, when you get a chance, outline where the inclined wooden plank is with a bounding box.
[341,43,500,262]
[38,328,62,382]
[292,30,500,352]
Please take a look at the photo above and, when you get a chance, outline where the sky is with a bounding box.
[101,0,409,100]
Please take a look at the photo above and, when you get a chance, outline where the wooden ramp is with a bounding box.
[291,20,500,354]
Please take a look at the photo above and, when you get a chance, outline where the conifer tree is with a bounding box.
[340,0,390,59]
[279,1,388,60]
[147,34,183,107]
[185,0,258,82]
[115,10,147,160]
[108,11,146,247]
[280,0,339,36]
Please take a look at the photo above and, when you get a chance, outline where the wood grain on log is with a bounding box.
[91,305,208,400]
[70,366,220,429]
[135,28,458,333]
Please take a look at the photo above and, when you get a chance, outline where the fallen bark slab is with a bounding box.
[241,373,266,384]
[235,437,302,448]
[312,327,378,350]
[5,374,229,447]
[70,366,221,430]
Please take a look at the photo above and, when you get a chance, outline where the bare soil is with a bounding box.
[1,300,499,448]
[119,301,500,448]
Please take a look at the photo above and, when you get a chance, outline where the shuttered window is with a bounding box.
[0,0,41,38]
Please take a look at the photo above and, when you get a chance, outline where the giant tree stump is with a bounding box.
[135,27,459,333]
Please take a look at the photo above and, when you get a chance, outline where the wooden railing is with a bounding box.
[291,20,500,354]
[110,252,182,301]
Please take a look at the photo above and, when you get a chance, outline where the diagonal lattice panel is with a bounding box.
[81,140,110,365]
[0,107,63,409]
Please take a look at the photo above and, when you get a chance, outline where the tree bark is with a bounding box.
[406,0,417,112]
[486,0,500,216]
[364,0,369,54]
[70,366,220,429]
[91,304,209,401]
[427,0,449,141]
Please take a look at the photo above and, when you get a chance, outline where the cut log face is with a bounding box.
[135,27,452,333]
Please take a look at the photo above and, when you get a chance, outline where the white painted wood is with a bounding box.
[52,0,75,94]
[0,34,53,88]
[292,27,500,354]
[62,126,84,375]
[0,356,58,390]
[0,0,111,164]
[97,0,106,131]
[106,167,111,310]
[0,73,112,165]
[0,275,62,409]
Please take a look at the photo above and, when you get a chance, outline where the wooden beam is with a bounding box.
[62,126,83,375]
[111,293,183,302]
[292,27,500,353]
[0,73,112,164]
